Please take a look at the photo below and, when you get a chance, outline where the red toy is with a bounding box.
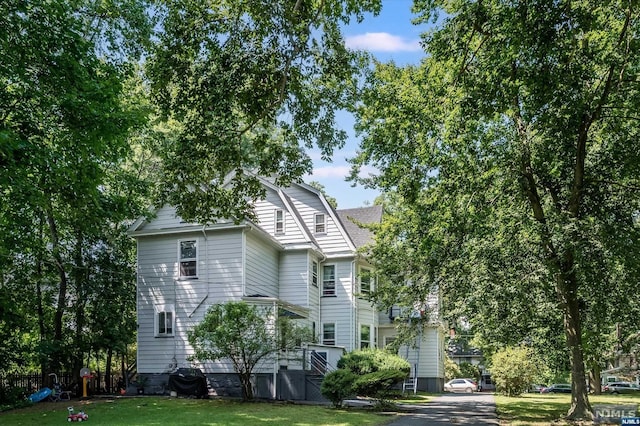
[67,406,88,422]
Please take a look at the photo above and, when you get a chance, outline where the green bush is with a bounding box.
[490,346,544,396]
[337,349,410,376]
[0,385,31,412]
[329,349,410,402]
[353,369,408,398]
[459,362,480,381]
[320,369,356,407]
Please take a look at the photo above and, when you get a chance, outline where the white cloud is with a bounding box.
[345,32,422,52]
[309,165,351,179]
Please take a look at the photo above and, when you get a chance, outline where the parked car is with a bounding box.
[603,382,640,394]
[529,384,547,393]
[444,378,478,393]
[540,383,571,393]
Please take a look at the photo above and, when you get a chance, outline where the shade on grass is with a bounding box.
[495,393,640,425]
[0,397,392,426]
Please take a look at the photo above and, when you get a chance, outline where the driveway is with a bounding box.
[384,392,499,425]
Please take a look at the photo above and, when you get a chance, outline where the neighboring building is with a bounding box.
[128,176,445,399]
[447,332,494,391]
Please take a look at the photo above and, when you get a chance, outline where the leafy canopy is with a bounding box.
[350,0,640,419]
[148,0,381,223]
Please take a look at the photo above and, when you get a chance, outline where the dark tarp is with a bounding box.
[168,368,208,398]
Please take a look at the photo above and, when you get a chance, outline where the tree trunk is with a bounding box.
[560,269,592,420]
[240,371,254,401]
[45,203,68,371]
[590,365,602,395]
[106,348,113,394]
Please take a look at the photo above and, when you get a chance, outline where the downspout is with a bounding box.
[242,227,247,296]
[351,260,356,350]
[273,299,278,400]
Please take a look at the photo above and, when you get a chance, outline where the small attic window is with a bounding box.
[314,213,326,234]
[274,209,285,234]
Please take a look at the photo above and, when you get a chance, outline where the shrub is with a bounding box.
[490,346,543,396]
[337,349,410,376]
[353,369,408,399]
[458,362,480,382]
[445,355,462,381]
[320,369,356,407]
[330,349,410,403]
[0,385,30,412]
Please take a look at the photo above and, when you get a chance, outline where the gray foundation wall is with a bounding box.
[138,372,442,401]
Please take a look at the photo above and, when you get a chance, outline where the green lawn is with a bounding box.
[0,397,396,426]
[495,392,640,425]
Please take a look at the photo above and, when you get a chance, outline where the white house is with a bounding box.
[127,176,445,399]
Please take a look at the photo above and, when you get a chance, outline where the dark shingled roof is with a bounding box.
[335,205,382,248]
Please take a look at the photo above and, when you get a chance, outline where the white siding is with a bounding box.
[136,205,232,232]
[253,189,306,244]
[283,185,352,254]
[278,251,308,306]
[319,260,355,350]
[400,326,445,379]
[136,229,244,373]
[245,231,279,298]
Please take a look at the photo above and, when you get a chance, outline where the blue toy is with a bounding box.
[28,387,52,403]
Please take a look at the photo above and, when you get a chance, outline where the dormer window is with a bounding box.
[274,209,285,234]
[314,213,326,234]
[179,240,197,278]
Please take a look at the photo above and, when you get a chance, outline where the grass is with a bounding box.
[0,396,397,426]
[495,392,640,425]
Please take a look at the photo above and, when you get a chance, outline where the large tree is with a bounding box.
[0,0,153,377]
[147,0,382,224]
[350,1,640,420]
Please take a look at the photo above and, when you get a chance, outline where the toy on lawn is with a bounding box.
[67,406,88,422]
[27,387,52,403]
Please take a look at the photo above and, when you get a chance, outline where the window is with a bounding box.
[322,323,335,345]
[314,213,326,233]
[310,261,318,287]
[322,265,336,296]
[274,209,284,234]
[359,267,373,295]
[360,324,371,349]
[384,336,396,350]
[155,305,175,337]
[179,240,197,278]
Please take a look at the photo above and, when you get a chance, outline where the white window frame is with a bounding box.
[155,304,175,337]
[322,264,336,296]
[360,324,371,349]
[274,209,285,234]
[322,322,336,346]
[178,239,198,278]
[359,267,373,295]
[311,261,318,287]
[314,213,326,234]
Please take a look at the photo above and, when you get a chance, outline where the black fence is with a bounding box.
[1,372,120,396]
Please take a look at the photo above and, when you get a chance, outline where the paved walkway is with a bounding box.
[383,393,499,425]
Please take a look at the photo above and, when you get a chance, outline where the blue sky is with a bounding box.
[304,1,429,209]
